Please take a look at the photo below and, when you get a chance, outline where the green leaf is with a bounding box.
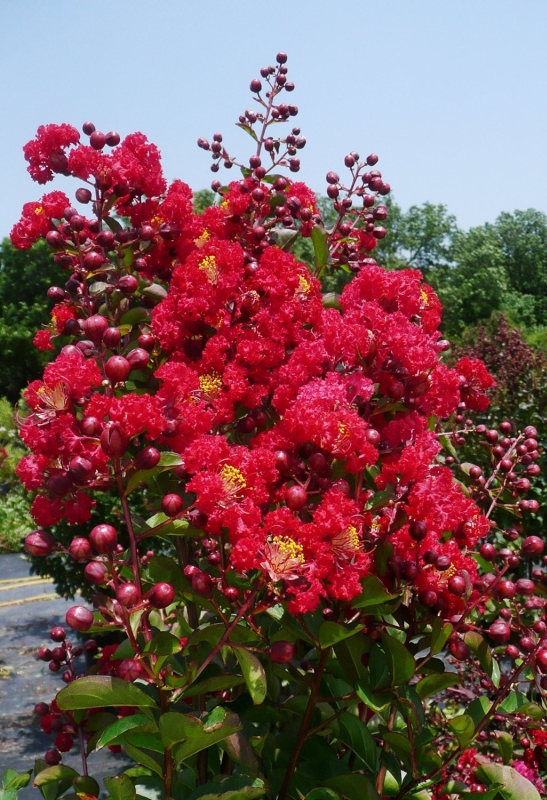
[95,713,153,750]
[463,631,498,685]
[323,774,380,800]
[179,674,245,699]
[141,283,167,301]
[220,731,260,778]
[352,575,398,609]
[467,696,492,727]
[475,761,542,800]
[333,636,369,682]
[120,307,150,326]
[430,620,453,655]
[2,772,31,791]
[322,292,341,310]
[496,731,513,765]
[123,742,163,777]
[89,281,109,295]
[368,643,391,691]
[356,679,393,713]
[125,452,183,496]
[0,789,17,800]
[235,123,259,142]
[448,714,475,748]
[338,712,378,772]
[56,676,158,710]
[103,775,136,800]
[415,673,461,699]
[500,691,544,718]
[160,707,242,761]
[233,647,267,705]
[33,767,79,788]
[143,632,181,656]
[366,488,396,511]
[318,621,361,648]
[381,632,415,685]
[311,224,329,276]
[304,791,340,800]
[187,777,265,800]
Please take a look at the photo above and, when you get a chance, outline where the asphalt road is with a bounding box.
[0,553,126,797]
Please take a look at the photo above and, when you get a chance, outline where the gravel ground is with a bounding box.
[0,553,127,798]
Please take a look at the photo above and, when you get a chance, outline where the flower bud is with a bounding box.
[100,423,127,457]
[148,582,176,608]
[25,530,56,556]
[68,537,93,561]
[66,606,94,631]
[90,524,118,553]
[117,583,140,608]
[269,640,294,663]
[84,560,108,585]
[105,355,131,383]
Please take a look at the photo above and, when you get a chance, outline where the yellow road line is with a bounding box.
[0,578,54,592]
[0,593,60,608]
[0,575,51,585]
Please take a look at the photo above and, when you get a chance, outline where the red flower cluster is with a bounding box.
[12,113,498,618]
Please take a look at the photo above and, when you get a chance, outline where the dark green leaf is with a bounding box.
[180,674,245,699]
[368,644,391,691]
[467,696,492,727]
[318,621,360,648]
[187,777,265,800]
[304,791,340,800]
[56,676,158,710]
[123,742,163,777]
[323,774,380,800]
[333,636,369,682]
[338,712,377,772]
[233,647,267,705]
[415,673,461,699]
[125,452,183,496]
[366,489,396,511]
[430,620,453,655]
[103,775,136,800]
[352,575,398,609]
[311,225,329,275]
[143,632,181,656]
[381,632,415,685]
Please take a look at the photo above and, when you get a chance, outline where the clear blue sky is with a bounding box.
[1,0,546,238]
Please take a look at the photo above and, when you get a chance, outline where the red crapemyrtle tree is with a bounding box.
[5,53,547,800]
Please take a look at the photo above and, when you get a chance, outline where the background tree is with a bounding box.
[0,239,65,401]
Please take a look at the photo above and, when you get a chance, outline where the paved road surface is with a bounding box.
[0,553,126,797]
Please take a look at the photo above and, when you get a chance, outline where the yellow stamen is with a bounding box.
[198,254,219,283]
[331,525,360,557]
[420,288,430,308]
[220,464,246,495]
[34,206,44,215]
[36,383,69,411]
[195,229,211,247]
[297,274,311,294]
[198,373,222,398]
[261,536,305,582]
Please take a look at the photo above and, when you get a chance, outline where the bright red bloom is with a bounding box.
[23,124,80,184]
